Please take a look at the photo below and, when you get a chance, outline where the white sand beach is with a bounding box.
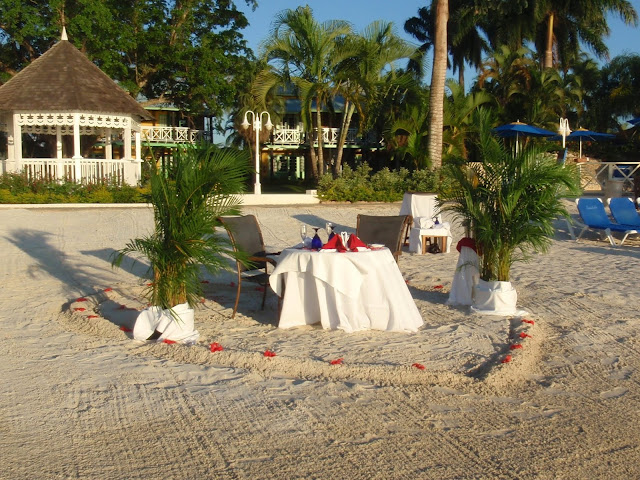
[1,200,640,479]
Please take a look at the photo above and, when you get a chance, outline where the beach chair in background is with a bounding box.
[574,197,639,246]
[219,215,280,319]
[608,197,640,228]
[356,214,411,262]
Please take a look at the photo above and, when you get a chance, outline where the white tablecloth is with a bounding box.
[269,248,423,333]
[399,192,439,226]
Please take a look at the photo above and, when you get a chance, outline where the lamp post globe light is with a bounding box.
[241,110,273,195]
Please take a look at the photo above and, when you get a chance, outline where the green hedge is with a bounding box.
[0,173,150,204]
[317,165,446,202]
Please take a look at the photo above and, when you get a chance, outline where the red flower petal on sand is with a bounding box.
[501,355,512,363]
[522,319,535,325]
[146,283,153,286]
[87,315,98,319]
[330,358,344,365]
[509,344,523,350]
[264,350,276,358]
[434,285,444,289]
[76,298,87,302]
[405,279,410,284]
[104,288,113,292]
[519,332,532,339]
[412,363,426,370]
[120,326,132,332]
[74,307,86,312]
[163,339,176,345]
[210,342,224,353]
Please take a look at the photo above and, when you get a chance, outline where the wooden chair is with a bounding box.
[356,214,412,262]
[219,215,279,318]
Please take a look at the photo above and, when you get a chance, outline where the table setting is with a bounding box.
[269,222,424,333]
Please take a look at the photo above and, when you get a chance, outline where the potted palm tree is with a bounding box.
[439,109,581,315]
[112,143,250,340]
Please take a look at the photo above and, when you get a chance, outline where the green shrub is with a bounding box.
[318,165,446,202]
[0,172,150,204]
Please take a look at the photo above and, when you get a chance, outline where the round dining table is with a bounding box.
[269,247,423,333]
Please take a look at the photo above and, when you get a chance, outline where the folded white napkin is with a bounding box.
[417,216,435,229]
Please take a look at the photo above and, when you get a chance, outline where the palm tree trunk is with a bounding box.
[309,130,319,179]
[427,0,449,170]
[334,100,355,178]
[544,13,554,69]
[315,104,324,175]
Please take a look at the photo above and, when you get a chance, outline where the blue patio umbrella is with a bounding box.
[562,127,615,158]
[492,121,557,154]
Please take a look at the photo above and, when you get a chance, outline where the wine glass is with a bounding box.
[326,222,334,240]
[311,227,323,249]
[300,224,307,242]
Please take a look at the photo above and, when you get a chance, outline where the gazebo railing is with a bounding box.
[21,158,127,185]
[140,126,201,144]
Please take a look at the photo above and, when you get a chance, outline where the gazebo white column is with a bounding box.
[105,128,113,160]
[72,113,82,181]
[123,121,132,160]
[10,113,23,173]
[56,126,64,180]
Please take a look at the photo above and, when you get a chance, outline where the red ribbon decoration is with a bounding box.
[87,315,98,319]
[119,326,132,332]
[210,342,224,353]
[519,332,532,339]
[104,288,113,292]
[412,363,426,370]
[501,355,512,363]
[330,358,344,365]
[264,350,276,357]
[509,344,523,350]
[434,285,444,289]
[522,319,535,325]
[163,339,176,345]
[76,298,87,302]
[74,307,86,312]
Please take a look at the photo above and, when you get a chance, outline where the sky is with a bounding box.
[237,0,640,66]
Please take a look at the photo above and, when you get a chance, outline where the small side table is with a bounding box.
[409,227,452,254]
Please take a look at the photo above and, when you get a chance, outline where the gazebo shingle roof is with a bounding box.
[0,37,152,121]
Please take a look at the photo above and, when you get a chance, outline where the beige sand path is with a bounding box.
[1,202,639,479]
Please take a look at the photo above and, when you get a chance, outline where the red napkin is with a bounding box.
[347,234,368,251]
[456,237,477,253]
[322,235,347,252]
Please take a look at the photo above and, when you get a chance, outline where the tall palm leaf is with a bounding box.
[112,144,250,309]
[439,108,581,281]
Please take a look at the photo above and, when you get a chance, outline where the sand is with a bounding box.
[1,200,640,479]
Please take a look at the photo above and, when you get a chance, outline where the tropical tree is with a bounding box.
[332,21,417,176]
[0,0,257,125]
[428,0,449,169]
[387,88,431,169]
[112,144,250,310]
[439,108,581,282]
[259,6,352,180]
[442,80,493,159]
[535,0,637,70]
[404,0,487,91]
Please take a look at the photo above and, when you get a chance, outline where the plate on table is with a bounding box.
[370,244,385,249]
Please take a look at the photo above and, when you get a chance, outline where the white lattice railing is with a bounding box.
[140,126,201,144]
[578,160,640,192]
[21,158,127,184]
[269,127,364,146]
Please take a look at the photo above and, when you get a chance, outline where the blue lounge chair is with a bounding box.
[608,197,640,228]
[575,197,639,246]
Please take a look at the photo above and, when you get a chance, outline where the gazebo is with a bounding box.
[0,28,152,185]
